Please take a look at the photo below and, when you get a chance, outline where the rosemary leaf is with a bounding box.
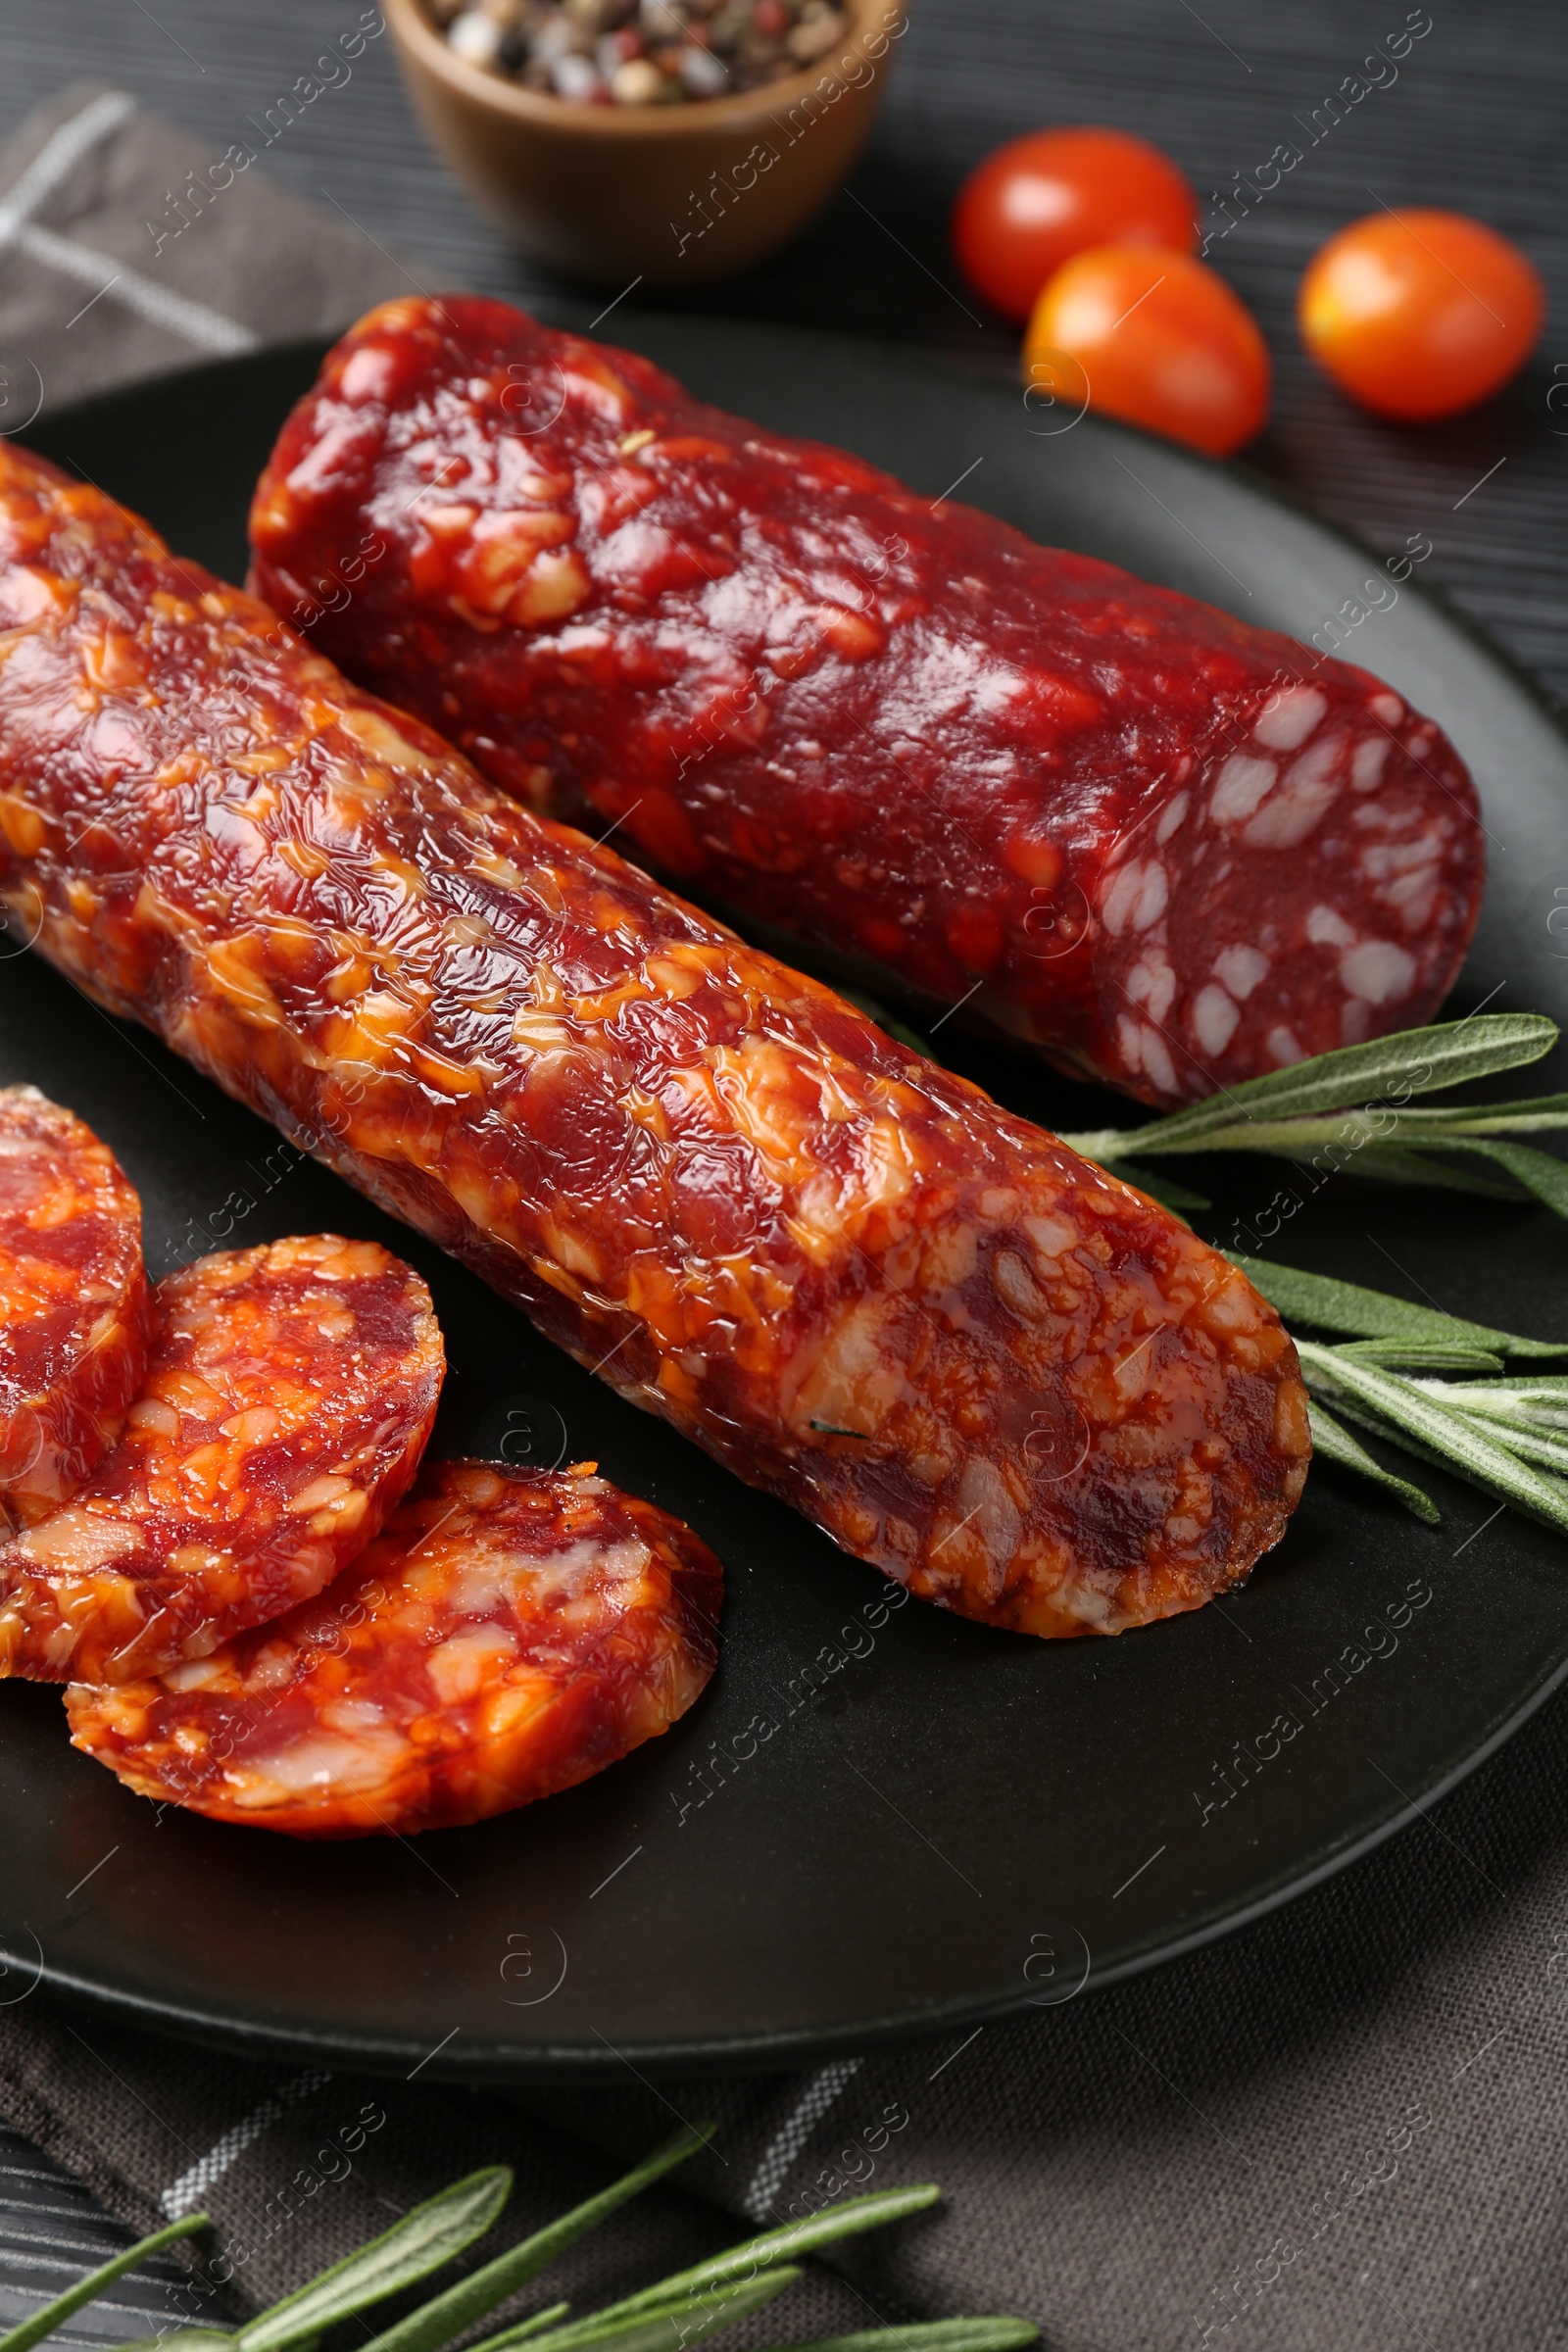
[1230,1254,1564,1360]
[587,2186,942,2325]
[1149,1099,1568,1160]
[1431,1138,1568,1221]
[1298,1344,1568,1536]
[240,2169,514,2352]
[1447,1375,1568,1393]
[1429,1382,1568,1428]
[1307,1147,1520,1199]
[1414,1400,1568,1477]
[1085,1013,1557,1155]
[1307,1397,1440,1521]
[1070,1114,1561,1180]
[1309,1382,1470,1483]
[462,2305,570,2352]
[750,2325,1039,2352]
[353,2125,713,2352]
[1371,1094,1568,1135]
[1336,1341,1504,1373]
[0,2216,211,2352]
[482,2275,799,2352]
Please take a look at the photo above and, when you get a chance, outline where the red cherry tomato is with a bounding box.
[1024,247,1269,458]
[1298,209,1544,421]
[952,126,1197,323]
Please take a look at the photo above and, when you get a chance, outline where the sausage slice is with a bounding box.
[0,1235,443,1682]
[0,1087,150,1526]
[67,1457,721,1836]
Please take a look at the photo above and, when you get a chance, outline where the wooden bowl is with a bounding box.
[383,0,905,289]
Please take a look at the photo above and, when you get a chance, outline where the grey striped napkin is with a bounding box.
[0,77,412,423]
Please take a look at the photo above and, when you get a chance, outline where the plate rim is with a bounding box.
[9,320,1568,2081]
[19,1628,1568,2084]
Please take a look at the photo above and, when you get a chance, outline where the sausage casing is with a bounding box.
[0,443,1309,1639]
[249,296,1485,1108]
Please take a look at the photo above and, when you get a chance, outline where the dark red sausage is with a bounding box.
[0,1088,150,1525]
[248,295,1485,1108]
[0,1236,443,1683]
[67,1457,721,1837]
[0,441,1308,1641]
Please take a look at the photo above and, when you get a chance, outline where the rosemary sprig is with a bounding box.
[487,2272,801,2352]
[238,2166,514,2350]
[1297,1341,1568,1537]
[350,2127,718,2352]
[1214,1249,1568,1528]
[580,2186,942,2324]
[1335,1340,1504,1372]
[6,2139,1034,2352]
[0,2214,211,2352]
[1230,1252,1564,1361]
[1059,1012,1568,1216]
[1305,1397,1441,1524]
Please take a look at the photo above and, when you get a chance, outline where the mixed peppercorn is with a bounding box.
[428,0,850,102]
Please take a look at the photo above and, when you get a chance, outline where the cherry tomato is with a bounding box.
[1024,247,1270,458]
[1298,209,1544,422]
[952,126,1197,323]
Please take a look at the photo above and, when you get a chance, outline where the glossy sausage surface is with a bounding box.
[0,442,1309,1638]
[0,1235,442,1682]
[0,1087,150,1525]
[249,295,1485,1108]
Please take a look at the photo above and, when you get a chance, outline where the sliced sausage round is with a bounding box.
[0,1234,443,1683]
[0,1087,150,1526]
[67,1457,722,1836]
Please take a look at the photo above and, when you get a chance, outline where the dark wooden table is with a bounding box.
[0,0,1565,2336]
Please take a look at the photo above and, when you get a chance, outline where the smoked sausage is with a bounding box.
[249,295,1485,1108]
[0,1235,442,1682]
[0,442,1308,1639]
[67,1457,721,1837]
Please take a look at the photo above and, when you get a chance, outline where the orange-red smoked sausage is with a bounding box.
[0,1088,150,1525]
[0,442,1309,1640]
[0,1236,442,1682]
[67,1457,721,1837]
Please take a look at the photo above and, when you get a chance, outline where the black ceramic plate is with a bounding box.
[3,320,1568,2084]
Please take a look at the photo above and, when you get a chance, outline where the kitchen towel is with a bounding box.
[0,73,414,423]
[2,74,1568,2352]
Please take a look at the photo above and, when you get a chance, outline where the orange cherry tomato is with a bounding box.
[1024,247,1270,458]
[1298,209,1544,421]
[952,126,1197,323]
